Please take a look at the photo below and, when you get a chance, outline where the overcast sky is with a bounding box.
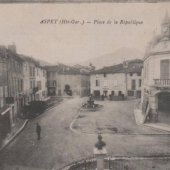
[0,3,169,64]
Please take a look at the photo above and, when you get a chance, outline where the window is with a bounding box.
[160,59,169,79]
[96,80,99,86]
[37,81,42,90]
[130,73,133,76]
[29,67,31,76]
[131,80,136,90]
[18,79,20,92]
[104,73,107,78]
[21,80,23,91]
[53,80,56,86]
[30,81,33,89]
[139,79,142,87]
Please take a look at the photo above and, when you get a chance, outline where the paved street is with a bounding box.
[73,99,167,134]
[1,97,170,170]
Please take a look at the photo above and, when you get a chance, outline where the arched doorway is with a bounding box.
[158,92,170,124]
[64,84,72,96]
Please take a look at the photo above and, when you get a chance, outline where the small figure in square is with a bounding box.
[36,122,41,140]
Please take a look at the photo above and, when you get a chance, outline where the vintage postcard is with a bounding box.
[0,2,170,170]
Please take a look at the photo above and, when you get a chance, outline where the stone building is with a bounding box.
[141,13,170,122]
[6,46,24,124]
[45,64,90,97]
[0,46,11,146]
[21,55,47,104]
[90,59,143,99]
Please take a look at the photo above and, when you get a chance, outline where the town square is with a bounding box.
[0,3,170,170]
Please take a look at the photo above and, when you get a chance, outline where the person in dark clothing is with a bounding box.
[36,123,41,140]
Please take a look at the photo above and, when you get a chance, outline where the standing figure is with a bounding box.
[36,123,41,140]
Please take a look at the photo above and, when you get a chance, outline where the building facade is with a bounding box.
[45,64,90,97]
[6,46,24,124]
[90,59,143,99]
[22,56,47,104]
[0,47,11,146]
[141,13,170,122]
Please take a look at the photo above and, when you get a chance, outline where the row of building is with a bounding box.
[0,45,143,145]
[90,59,143,99]
[141,12,170,122]
[90,13,170,123]
[1,12,169,145]
[0,46,47,145]
[0,46,95,145]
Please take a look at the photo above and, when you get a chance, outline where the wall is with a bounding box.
[90,73,126,96]
[35,67,47,100]
[47,71,90,97]
[143,54,170,87]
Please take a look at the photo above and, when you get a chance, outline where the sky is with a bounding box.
[0,3,169,64]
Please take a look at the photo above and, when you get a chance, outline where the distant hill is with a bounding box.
[80,47,144,69]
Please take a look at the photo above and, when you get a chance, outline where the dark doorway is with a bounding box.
[111,91,115,96]
[158,92,170,111]
[48,87,56,96]
[118,91,122,96]
[64,84,72,96]
[158,92,170,124]
[136,91,141,98]
[94,90,100,98]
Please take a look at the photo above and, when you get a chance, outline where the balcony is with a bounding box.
[154,79,170,87]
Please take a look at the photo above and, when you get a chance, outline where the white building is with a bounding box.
[45,64,90,97]
[22,56,47,104]
[141,13,170,122]
[90,59,143,99]
[35,66,47,101]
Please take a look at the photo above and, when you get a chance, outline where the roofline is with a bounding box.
[144,50,170,61]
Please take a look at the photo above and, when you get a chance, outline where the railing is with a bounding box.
[59,156,96,170]
[154,79,170,87]
[59,154,170,170]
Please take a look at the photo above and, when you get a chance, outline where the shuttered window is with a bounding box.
[131,80,136,90]
[160,60,169,79]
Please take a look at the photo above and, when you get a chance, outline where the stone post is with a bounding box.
[93,134,107,170]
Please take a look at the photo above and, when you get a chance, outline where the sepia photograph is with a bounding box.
[0,2,170,170]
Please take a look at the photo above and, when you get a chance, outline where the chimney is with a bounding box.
[8,43,17,53]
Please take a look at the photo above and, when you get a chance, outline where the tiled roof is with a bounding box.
[21,55,40,67]
[0,46,23,62]
[44,64,90,75]
[7,50,24,62]
[92,59,143,74]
